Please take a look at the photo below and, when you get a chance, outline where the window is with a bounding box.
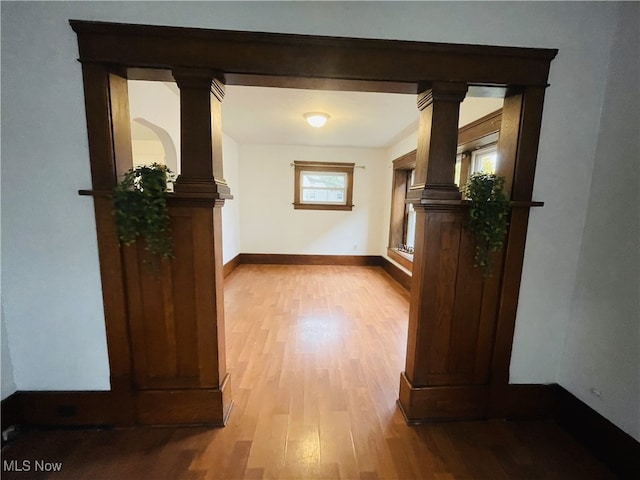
[471,144,498,174]
[387,151,416,271]
[293,161,354,211]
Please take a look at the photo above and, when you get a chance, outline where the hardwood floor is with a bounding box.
[2,265,614,479]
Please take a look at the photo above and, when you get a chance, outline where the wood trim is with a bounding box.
[223,254,241,278]
[17,391,116,427]
[457,109,502,146]
[392,150,417,170]
[292,203,354,211]
[135,373,232,426]
[293,161,354,211]
[1,393,22,445]
[398,373,489,422]
[71,20,556,427]
[387,248,413,272]
[238,253,381,267]
[555,386,640,478]
[380,256,412,291]
[70,20,557,89]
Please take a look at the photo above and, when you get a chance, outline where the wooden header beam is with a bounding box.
[70,20,557,92]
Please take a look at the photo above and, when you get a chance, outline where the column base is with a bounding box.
[398,372,488,423]
[135,373,233,426]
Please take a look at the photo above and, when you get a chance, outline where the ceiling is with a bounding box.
[221,86,503,148]
[155,82,503,149]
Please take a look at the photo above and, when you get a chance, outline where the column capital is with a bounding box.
[172,68,225,102]
[417,81,468,111]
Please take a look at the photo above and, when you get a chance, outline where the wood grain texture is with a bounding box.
[2,266,615,479]
[70,20,557,88]
[238,253,380,266]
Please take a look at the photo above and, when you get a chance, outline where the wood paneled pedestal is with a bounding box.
[122,200,232,426]
[399,203,504,422]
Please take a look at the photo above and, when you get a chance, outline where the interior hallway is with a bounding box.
[1,265,614,479]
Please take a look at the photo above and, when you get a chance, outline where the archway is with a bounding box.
[73,20,556,425]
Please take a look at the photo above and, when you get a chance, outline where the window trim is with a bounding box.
[387,108,503,269]
[387,151,417,271]
[293,161,355,211]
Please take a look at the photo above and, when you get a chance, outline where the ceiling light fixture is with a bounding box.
[304,112,330,128]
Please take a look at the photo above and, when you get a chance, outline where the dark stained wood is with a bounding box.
[555,386,640,479]
[1,393,22,444]
[135,379,231,426]
[79,66,137,425]
[79,64,118,190]
[457,109,502,146]
[386,248,413,272]
[172,69,231,196]
[238,253,380,266]
[399,373,489,421]
[293,161,354,211]
[496,90,523,197]
[223,254,241,278]
[18,391,115,426]
[72,20,556,428]
[388,151,416,252]
[489,209,533,392]
[380,255,412,291]
[511,87,547,201]
[70,20,557,88]
[409,82,468,202]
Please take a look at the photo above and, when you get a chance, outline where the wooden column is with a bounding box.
[119,68,233,425]
[172,68,230,196]
[408,82,468,202]
[400,82,504,421]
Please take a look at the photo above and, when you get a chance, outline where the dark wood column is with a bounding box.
[400,82,503,421]
[172,68,231,197]
[119,68,233,425]
[408,82,468,202]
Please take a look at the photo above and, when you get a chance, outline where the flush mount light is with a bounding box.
[304,112,330,128]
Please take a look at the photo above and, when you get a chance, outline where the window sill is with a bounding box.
[388,247,413,272]
[293,203,353,211]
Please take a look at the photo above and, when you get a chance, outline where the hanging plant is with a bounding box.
[112,163,175,259]
[463,172,510,277]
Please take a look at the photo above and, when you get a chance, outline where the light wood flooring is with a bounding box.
[1,265,614,479]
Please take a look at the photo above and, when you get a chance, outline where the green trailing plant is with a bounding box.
[112,163,175,259]
[463,172,510,277]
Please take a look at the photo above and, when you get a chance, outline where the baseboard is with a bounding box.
[380,256,411,291]
[225,254,412,292]
[6,375,232,428]
[136,373,232,426]
[487,383,558,419]
[223,254,241,277]
[17,390,117,427]
[237,253,381,266]
[398,372,488,421]
[554,386,640,478]
[1,393,22,445]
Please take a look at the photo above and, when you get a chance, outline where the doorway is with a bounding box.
[73,20,556,426]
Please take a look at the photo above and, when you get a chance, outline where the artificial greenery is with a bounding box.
[112,163,175,259]
[463,172,510,277]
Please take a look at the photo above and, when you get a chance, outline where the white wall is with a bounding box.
[128,80,181,174]
[1,307,17,400]
[1,1,636,438]
[558,3,639,440]
[222,133,241,263]
[239,144,387,255]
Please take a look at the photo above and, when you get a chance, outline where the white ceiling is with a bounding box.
[221,85,503,148]
[155,82,503,149]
